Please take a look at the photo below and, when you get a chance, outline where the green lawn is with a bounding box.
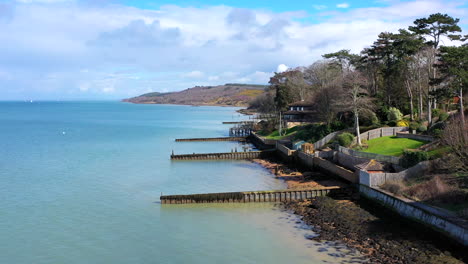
[362,136,427,157]
[264,126,300,140]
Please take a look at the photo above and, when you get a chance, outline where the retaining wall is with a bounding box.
[161,187,341,204]
[249,133,277,150]
[359,161,430,187]
[335,152,370,171]
[360,185,468,246]
[313,157,358,183]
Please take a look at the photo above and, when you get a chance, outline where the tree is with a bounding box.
[409,13,462,122]
[322,49,360,75]
[409,13,462,49]
[342,71,373,146]
[435,45,468,124]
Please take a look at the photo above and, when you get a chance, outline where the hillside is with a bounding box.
[123,84,267,107]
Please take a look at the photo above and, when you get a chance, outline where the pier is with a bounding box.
[160,187,341,204]
[170,150,275,160]
[175,137,247,142]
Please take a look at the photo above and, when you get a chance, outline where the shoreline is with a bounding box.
[250,156,467,263]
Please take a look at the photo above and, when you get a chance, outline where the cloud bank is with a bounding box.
[0,0,466,99]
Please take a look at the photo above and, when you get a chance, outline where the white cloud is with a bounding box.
[337,3,350,8]
[0,0,466,99]
[183,71,205,79]
[277,64,289,73]
[313,5,327,10]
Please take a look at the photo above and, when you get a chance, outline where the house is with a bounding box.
[283,101,319,127]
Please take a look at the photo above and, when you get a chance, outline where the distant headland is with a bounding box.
[123,83,267,107]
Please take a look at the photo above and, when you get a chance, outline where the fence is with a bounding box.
[353,127,409,144]
[338,146,402,165]
[396,132,434,142]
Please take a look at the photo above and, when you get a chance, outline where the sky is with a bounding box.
[0,0,467,100]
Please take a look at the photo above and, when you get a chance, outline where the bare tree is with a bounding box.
[342,71,374,146]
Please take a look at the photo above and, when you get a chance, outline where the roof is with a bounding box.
[288,101,315,107]
[355,159,385,171]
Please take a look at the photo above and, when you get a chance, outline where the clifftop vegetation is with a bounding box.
[123,83,267,107]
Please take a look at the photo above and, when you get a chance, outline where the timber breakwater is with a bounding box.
[161,187,341,204]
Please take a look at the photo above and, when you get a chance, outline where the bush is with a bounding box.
[387,120,397,127]
[409,121,420,131]
[428,121,445,138]
[432,108,441,118]
[387,107,403,121]
[439,111,449,121]
[396,120,409,127]
[337,132,355,147]
[330,119,347,131]
[359,109,380,126]
[417,125,427,132]
[401,150,429,168]
[293,124,332,143]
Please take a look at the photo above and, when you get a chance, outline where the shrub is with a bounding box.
[387,120,397,127]
[409,121,420,131]
[401,150,429,168]
[359,109,380,126]
[428,121,446,138]
[432,108,441,118]
[330,119,347,130]
[396,120,409,127]
[381,181,406,196]
[337,132,355,147]
[439,111,449,121]
[387,107,403,121]
[417,125,427,132]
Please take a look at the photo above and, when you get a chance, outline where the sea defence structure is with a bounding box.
[160,187,341,204]
[170,150,275,160]
[175,137,246,142]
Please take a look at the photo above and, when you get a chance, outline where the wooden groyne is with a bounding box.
[170,150,275,160]
[161,187,341,204]
[175,137,246,142]
[222,121,255,124]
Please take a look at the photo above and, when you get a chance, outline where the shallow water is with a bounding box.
[0,101,361,263]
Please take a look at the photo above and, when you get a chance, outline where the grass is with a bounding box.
[361,136,426,157]
[262,126,301,140]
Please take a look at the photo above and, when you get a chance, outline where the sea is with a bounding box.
[0,101,361,264]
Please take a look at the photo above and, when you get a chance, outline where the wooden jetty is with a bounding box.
[175,137,247,142]
[170,150,275,160]
[160,187,341,204]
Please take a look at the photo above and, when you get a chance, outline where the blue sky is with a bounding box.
[0,0,467,100]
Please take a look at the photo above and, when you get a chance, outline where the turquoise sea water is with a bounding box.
[0,102,360,264]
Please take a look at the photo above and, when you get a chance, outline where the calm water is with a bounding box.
[0,102,360,264]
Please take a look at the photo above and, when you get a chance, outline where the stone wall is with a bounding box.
[360,185,468,246]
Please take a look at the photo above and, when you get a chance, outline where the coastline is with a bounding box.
[250,156,467,263]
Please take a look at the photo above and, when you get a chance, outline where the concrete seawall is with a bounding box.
[161,187,341,204]
[360,185,468,246]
